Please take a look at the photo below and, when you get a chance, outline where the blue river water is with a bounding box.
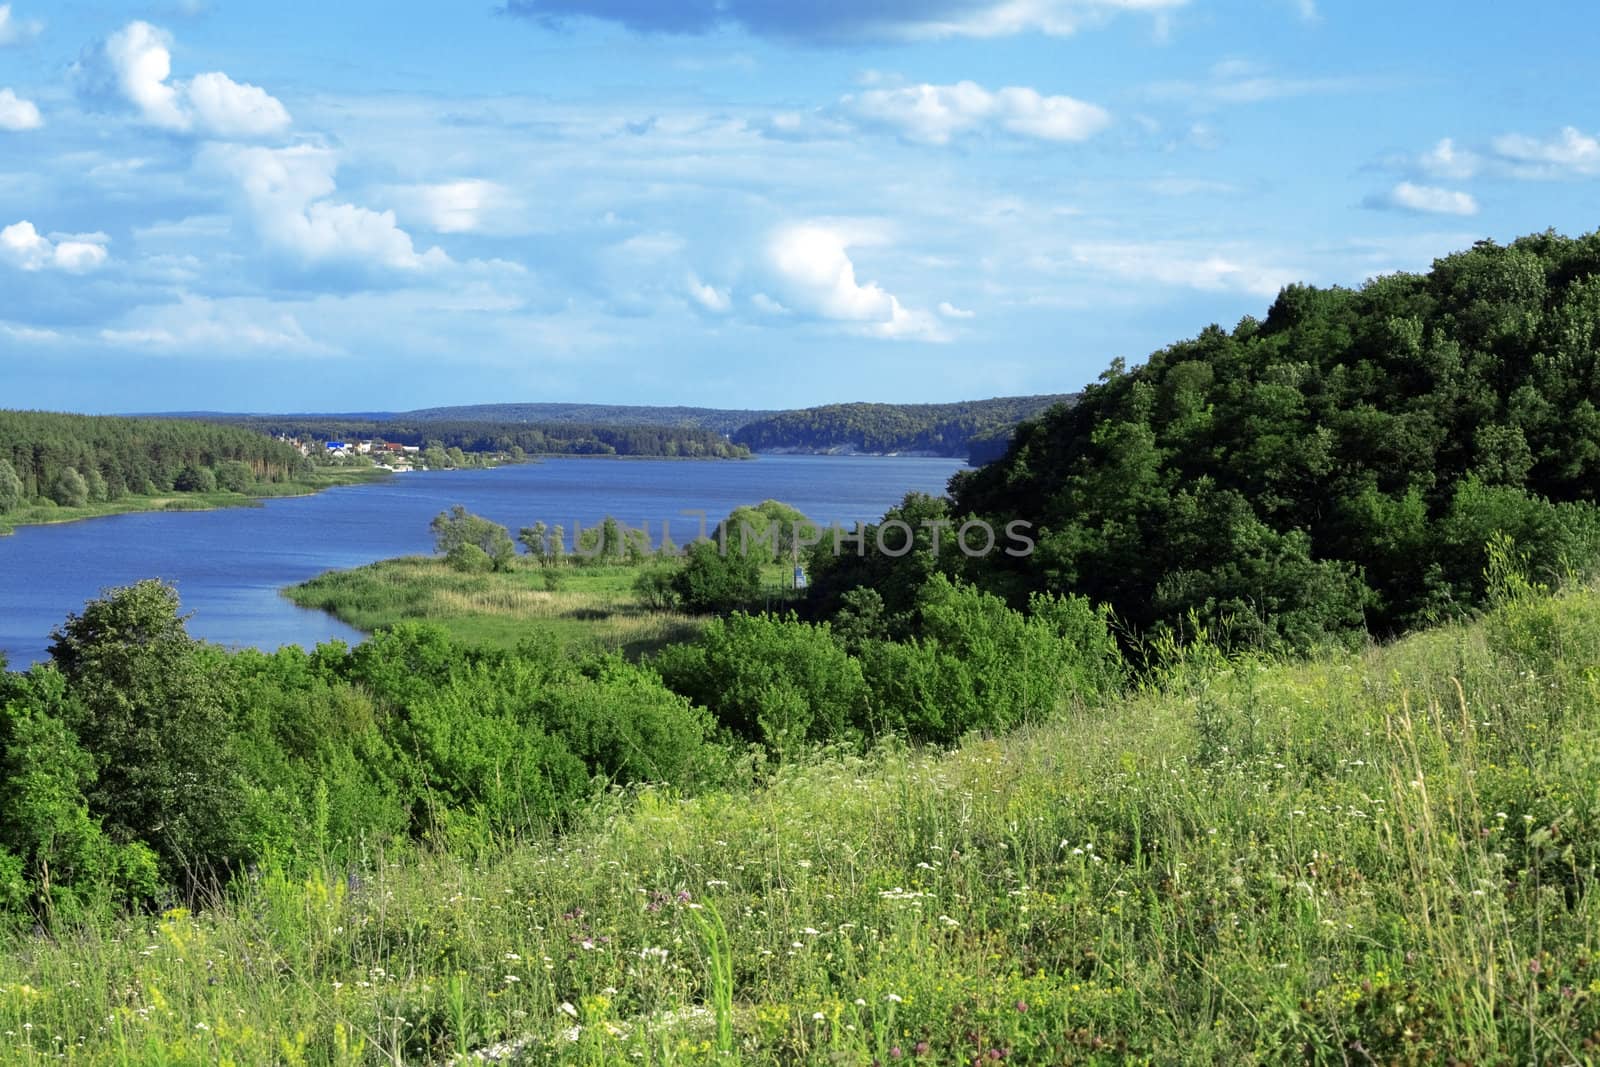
[0,455,965,666]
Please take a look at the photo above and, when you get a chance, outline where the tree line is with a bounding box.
[807,229,1600,652]
[211,417,752,459]
[0,410,310,512]
[729,395,1075,460]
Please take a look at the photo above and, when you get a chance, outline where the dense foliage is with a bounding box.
[730,395,1074,459]
[0,410,308,509]
[0,568,1122,927]
[826,231,1600,651]
[211,416,752,459]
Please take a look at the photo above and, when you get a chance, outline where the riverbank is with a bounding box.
[0,468,391,537]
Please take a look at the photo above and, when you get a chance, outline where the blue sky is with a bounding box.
[1,0,1596,413]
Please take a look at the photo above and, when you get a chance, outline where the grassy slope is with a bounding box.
[285,556,799,656]
[3,585,1599,1063]
[0,469,389,537]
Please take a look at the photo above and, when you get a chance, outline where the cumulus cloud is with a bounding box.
[200,144,448,272]
[1363,181,1479,217]
[764,223,945,340]
[1490,126,1600,179]
[0,221,109,273]
[938,301,975,319]
[501,0,1185,44]
[79,21,291,138]
[0,88,41,130]
[0,4,42,46]
[845,80,1109,145]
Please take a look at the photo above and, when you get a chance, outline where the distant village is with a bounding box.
[275,435,424,472]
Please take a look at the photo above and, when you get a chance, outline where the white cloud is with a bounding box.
[99,295,333,354]
[0,4,41,46]
[0,321,61,343]
[0,88,41,130]
[1490,126,1600,179]
[846,80,1110,145]
[938,301,976,319]
[1365,181,1479,217]
[201,144,448,272]
[688,275,731,313]
[1069,241,1299,296]
[89,21,291,138]
[1289,0,1318,21]
[765,223,946,340]
[1416,137,1479,180]
[388,180,517,234]
[0,221,109,273]
[186,71,293,139]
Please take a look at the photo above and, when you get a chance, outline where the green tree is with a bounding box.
[215,460,256,493]
[174,465,218,493]
[0,459,23,512]
[50,467,89,508]
[672,540,762,614]
[47,581,250,883]
[430,506,516,571]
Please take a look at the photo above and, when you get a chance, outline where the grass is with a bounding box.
[285,556,800,656]
[0,469,390,537]
[3,581,1600,1063]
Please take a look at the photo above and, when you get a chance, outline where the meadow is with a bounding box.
[284,556,800,657]
[2,575,1597,1064]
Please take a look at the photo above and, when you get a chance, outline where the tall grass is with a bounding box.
[3,584,1599,1063]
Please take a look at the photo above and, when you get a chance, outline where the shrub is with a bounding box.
[215,460,256,493]
[0,458,23,512]
[174,464,218,493]
[653,612,868,755]
[672,540,761,614]
[446,542,496,574]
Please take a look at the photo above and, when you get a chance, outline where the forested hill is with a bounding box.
[0,410,308,505]
[219,417,751,459]
[811,229,1600,651]
[397,403,774,435]
[730,395,1075,460]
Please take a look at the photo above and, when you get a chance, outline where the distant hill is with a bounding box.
[397,404,775,436]
[730,396,1077,462]
[151,396,1075,464]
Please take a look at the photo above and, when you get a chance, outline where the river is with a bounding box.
[0,455,965,666]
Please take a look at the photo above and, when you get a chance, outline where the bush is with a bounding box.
[672,540,761,614]
[653,612,868,755]
[215,460,256,493]
[446,542,496,574]
[174,465,218,493]
[633,565,679,610]
[861,575,1124,744]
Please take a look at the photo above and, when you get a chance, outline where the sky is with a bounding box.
[0,1,1597,414]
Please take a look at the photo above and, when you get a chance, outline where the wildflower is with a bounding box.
[812,1012,826,1021]
[886,993,903,1003]
[504,975,521,983]
[559,1002,579,1019]
[1015,1000,1028,1013]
